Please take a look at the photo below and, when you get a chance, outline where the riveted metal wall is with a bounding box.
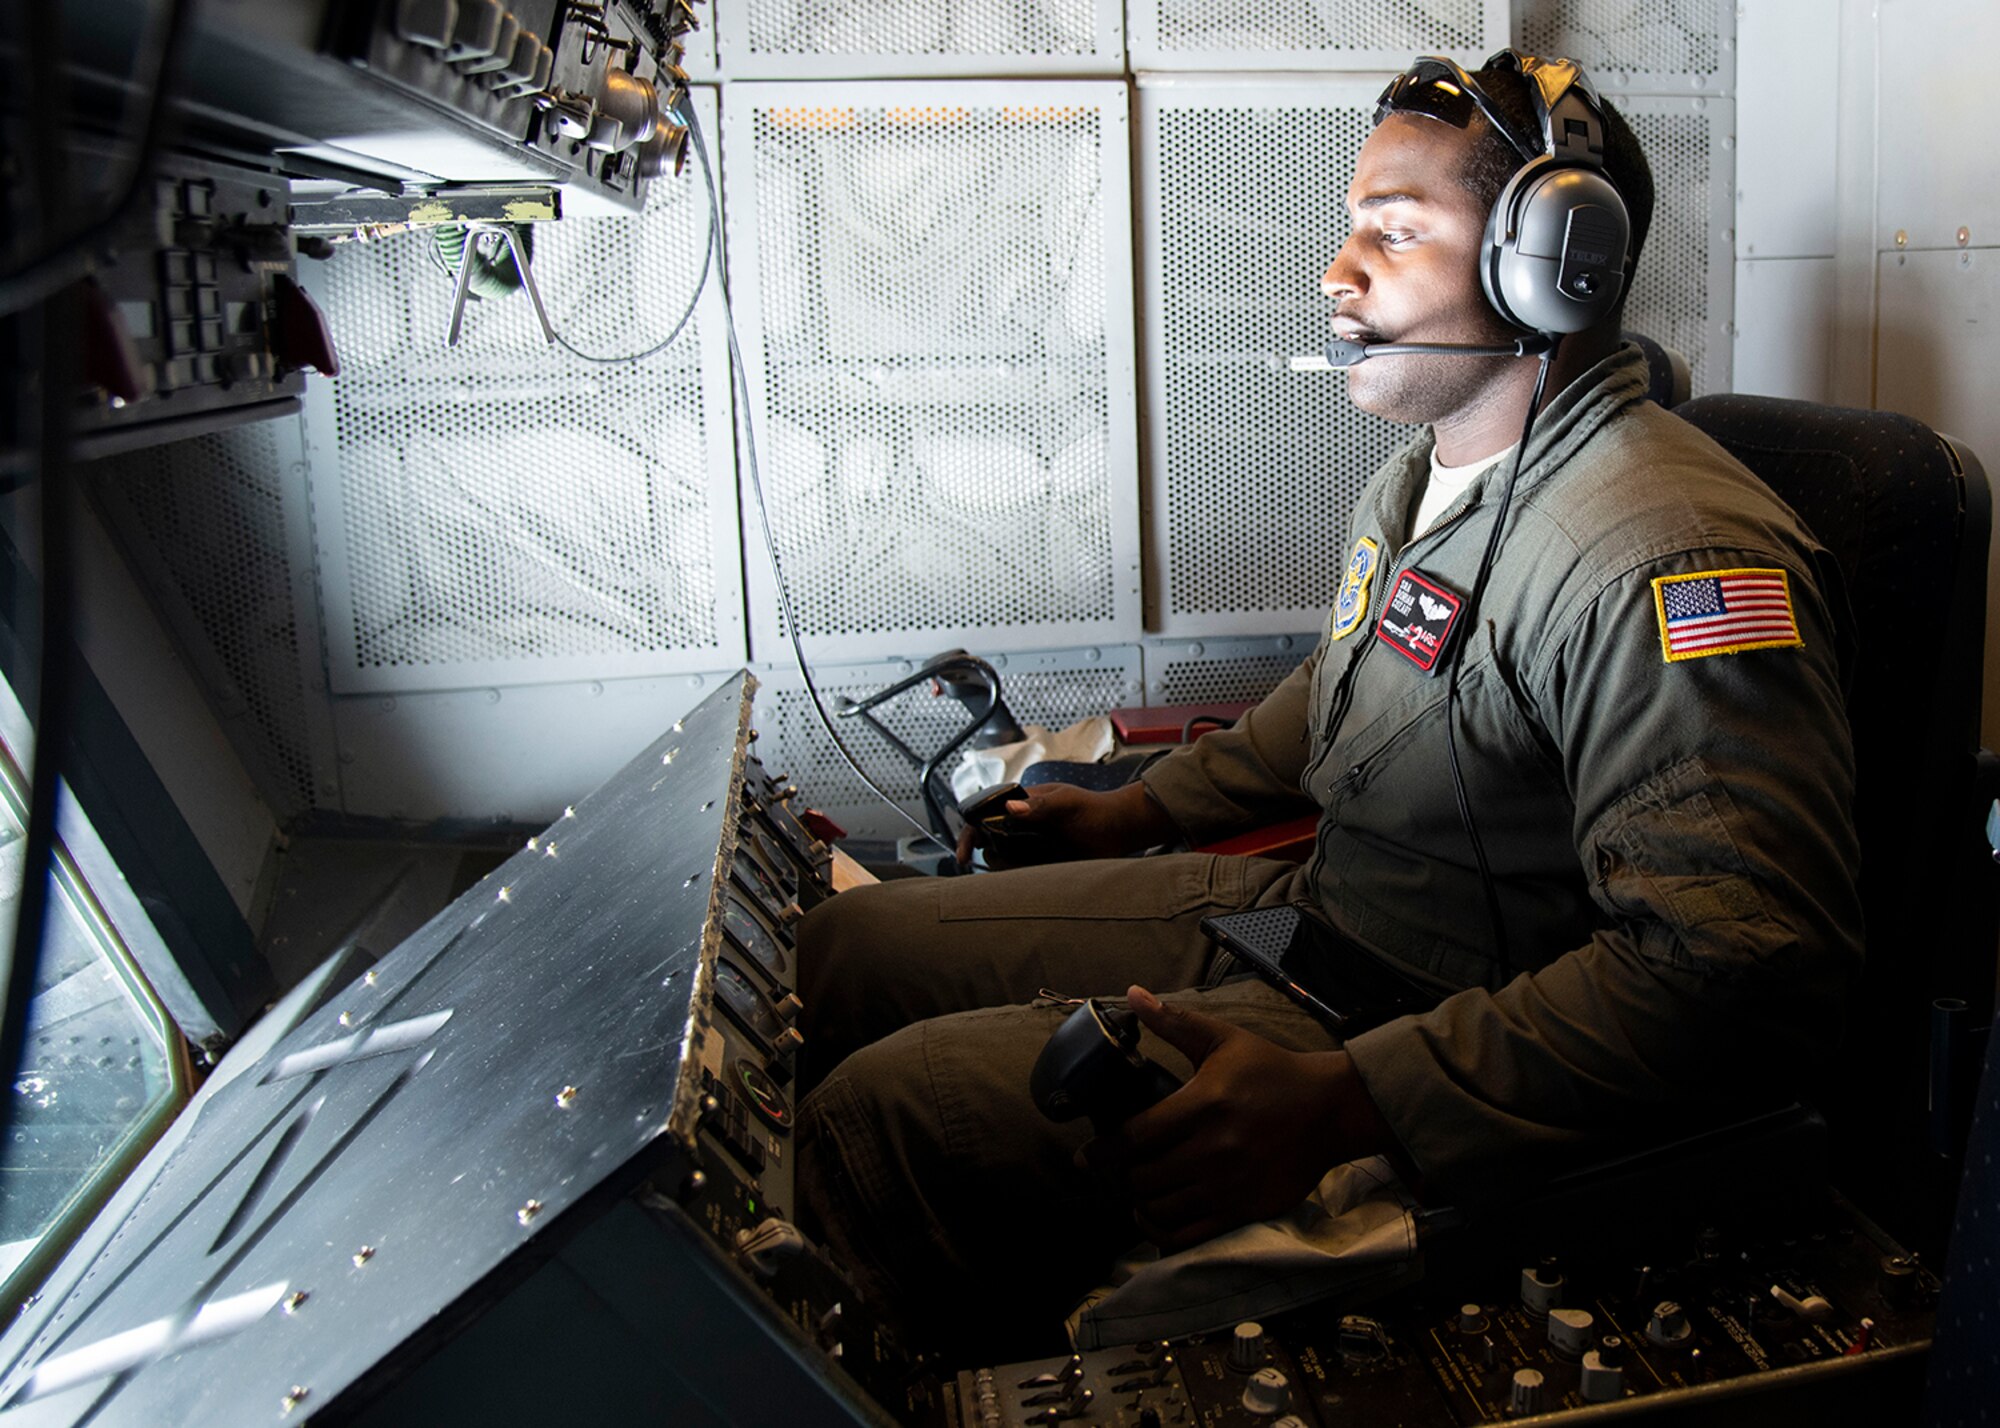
[304,86,740,697]
[725,80,1141,664]
[718,0,1125,77]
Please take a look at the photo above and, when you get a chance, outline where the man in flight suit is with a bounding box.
[793,53,1861,1361]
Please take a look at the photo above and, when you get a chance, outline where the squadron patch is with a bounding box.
[1653,567,1802,662]
[1328,536,1381,641]
[1374,568,1465,674]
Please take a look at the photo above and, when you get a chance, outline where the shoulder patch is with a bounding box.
[1652,567,1803,662]
[1328,536,1380,641]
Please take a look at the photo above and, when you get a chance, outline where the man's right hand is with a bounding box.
[956,779,1181,868]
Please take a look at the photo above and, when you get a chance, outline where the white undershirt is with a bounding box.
[1412,442,1515,537]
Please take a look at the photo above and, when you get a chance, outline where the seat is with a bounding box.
[1674,394,1998,1251]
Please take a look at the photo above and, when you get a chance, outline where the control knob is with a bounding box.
[1548,1306,1594,1359]
[1509,1368,1545,1416]
[1647,1301,1694,1348]
[1579,1349,1625,1403]
[1241,1367,1290,1417]
[1520,1257,1564,1314]
[1227,1321,1266,1372]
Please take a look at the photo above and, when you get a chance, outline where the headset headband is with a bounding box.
[1374,49,1606,169]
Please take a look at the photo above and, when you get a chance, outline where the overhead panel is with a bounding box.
[717,0,1125,77]
[1138,77,1411,639]
[725,81,1141,664]
[1130,0,1505,70]
[303,87,741,696]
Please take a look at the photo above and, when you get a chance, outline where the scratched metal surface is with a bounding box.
[0,674,754,1426]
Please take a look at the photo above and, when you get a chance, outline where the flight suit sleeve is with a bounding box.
[1138,643,1325,844]
[1343,550,1863,1200]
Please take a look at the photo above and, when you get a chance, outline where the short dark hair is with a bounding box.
[1453,62,1655,326]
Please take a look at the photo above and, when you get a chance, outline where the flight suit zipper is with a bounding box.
[1302,499,1482,891]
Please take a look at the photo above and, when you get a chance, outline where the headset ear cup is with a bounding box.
[1483,159,1630,336]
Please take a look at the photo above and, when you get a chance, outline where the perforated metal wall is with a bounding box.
[84,424,319,817]
[1621,97,1735,397]
[1131,0,1504,69]
[1512,0,1734,93]
[719,0,1124,77]
[751,647,1141,837]
[1142,634,1314,706]
[303,88,741,695]
[1139,79,1411,637]
[726,81,1140,662]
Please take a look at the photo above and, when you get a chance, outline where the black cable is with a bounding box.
[1442,344,1560,984]
[680,98,953,856]
[0,0,198,318]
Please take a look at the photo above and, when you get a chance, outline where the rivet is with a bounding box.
[556,1085,578,1107]
[517,1199,543,1225]
[497,886,513,903]
[283,1291,309,1314]
[701,800,714,812]
[1895,229,1908,248]
[684,873,701,887]
[526,836,539,850]
[1958,226,1971,247]
[352,1246,375,1267]
[662,748,678,765]
[543,843,558,858]
[673,720,686,733]
[563,805,577,819]
[363,970,378,986]
[337,1011,353,1028]
[281,1386,309,1413]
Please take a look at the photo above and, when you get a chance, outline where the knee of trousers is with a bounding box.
[794,879,939,1067]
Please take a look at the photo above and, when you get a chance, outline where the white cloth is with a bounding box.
[1064,1157,1423,1349]
[949,718,1117,802]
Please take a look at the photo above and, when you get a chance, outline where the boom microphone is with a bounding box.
[1321,332,1555,367]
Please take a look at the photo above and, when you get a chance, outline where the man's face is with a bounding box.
[1322,113,1521,426]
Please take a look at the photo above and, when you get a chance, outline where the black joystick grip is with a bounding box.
[1031,998,1184,1133]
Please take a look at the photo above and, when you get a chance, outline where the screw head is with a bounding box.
[518,1199,544,1225]
[281,1386,309,1412]
[352,1246,375,1267]
[1958,226,1971,246]
[283,1291,309,1314]
[1895,229,1908,247]
[556,1085,579,1107]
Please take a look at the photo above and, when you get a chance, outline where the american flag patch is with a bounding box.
[1653,567,1803,662]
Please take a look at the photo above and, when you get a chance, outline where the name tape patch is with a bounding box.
[1653,567,1802,662]
[1374,569,1464,674]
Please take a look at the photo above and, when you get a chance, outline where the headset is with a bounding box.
[1374,49,1632,339]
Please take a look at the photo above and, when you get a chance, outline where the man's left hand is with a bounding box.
[1081,985,1401,1251]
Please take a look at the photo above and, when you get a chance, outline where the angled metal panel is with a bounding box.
[1620,94,1737,398]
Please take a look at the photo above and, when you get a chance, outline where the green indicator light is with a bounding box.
[747,1197,758,1214]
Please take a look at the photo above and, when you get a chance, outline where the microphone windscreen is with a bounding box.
[1323,337,1371,368]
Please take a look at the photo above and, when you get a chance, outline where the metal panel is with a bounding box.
[1137,76,1412,639]
[1140,633,1315,706]
[717,0,1124,78]
[330,670,731,823]
[1733,257,1838,403]
[1621,95,1736,397]
[1130,0,1505,72]
[1735,0,1838,260]
[1877,0,2000,253]
[750,647,1142,839]
[1510,0,1735,96]
[725,81,1141,663]
[304,86,742,695]
[0,677,756,1425]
